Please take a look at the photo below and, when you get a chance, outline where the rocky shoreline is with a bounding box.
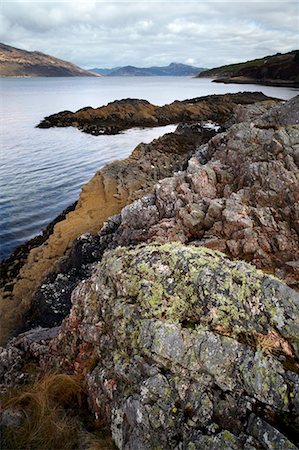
[212,77,299,88]
[37,92,273,135]
[1,92,272,344]
[197,50,299,89]
[1,92,299,449]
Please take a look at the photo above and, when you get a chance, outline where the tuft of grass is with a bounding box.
[1,373,116,450]
[81,431,117,450]
[1,373,83,449]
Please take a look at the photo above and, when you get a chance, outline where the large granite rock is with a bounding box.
[40,244,299,449]
[22,96,299,332]
[98,96,299,286]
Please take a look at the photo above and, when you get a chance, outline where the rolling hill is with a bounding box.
[0,43,98,77]
[197,50,299,87]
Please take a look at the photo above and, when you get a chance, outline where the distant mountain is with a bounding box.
[89,62,205,77]
[89,67,121,75]
[0,43,98,77]
[197,50,299,87]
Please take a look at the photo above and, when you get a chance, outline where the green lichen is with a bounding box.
[98,243,298,360]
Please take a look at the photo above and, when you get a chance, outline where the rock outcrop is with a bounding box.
[0,95,299,450]
[0,123,215,343]
[24,96,299,331]
[37,92,273,135]
[1,93,275,344]
[100,97,299,284]
[2,244,298,449]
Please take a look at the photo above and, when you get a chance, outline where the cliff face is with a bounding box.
[0,43,98,77]
[197,51,299,87]
[0,95,299,450]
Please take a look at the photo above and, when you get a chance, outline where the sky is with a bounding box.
[1,0,298,69]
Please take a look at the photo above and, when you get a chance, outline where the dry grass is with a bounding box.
[1,373,116,450]
[2,373,83,449]
[80,431,117,450]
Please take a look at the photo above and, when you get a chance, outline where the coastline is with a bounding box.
[212,77,299,88]
[0,92,275,344]
[1,93,298,449]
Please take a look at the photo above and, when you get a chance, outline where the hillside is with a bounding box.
[197,50,299,87]
[0,43,98,77]
[90,62,205,76]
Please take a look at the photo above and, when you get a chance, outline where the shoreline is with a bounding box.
[0,201,77,290]
[1,94,299,449]
[212,77,299,88]
[0,92,276,345]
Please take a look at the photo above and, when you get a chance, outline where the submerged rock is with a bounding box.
[42,243,299,449]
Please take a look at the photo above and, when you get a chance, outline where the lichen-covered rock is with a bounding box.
[97,96,299,289]
[19,96,299,336]
[45,244,299,449]
[0,122,215,343]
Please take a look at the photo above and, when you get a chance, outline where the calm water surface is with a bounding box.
[0,77,298,260]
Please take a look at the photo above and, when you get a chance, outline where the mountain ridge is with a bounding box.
[90,62,205,76]
[0,43,98,77]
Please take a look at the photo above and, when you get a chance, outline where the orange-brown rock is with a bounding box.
[37,92,274,135]
[0,92,278,343]
[0,125,211,343]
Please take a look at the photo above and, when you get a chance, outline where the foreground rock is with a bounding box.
[5,244,297,449]
[25,96,299,330]
[1,95,299,450]
[37,92,273,134]
[2,245,299,449]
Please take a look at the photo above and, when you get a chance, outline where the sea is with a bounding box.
[0,76,298,261]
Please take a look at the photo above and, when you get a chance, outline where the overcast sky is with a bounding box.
[1,0,298,69]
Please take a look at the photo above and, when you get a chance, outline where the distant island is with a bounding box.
[197,50,299,87]
[89,62,205,76]
[0,43,98,77]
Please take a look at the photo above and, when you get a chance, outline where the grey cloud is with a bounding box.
[0,1,298,68]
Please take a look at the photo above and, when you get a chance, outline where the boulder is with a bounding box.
[44,244,299,449]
